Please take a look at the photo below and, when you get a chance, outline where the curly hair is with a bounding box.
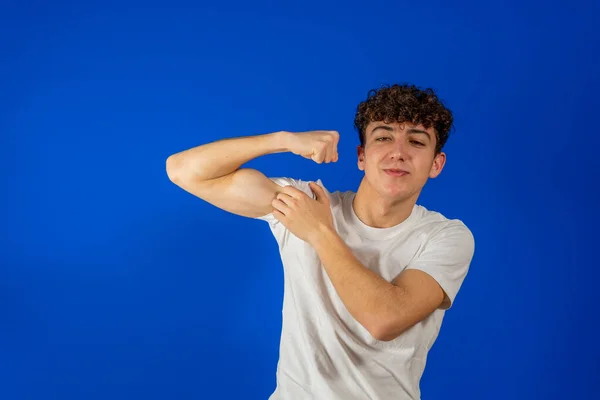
[354,83,454,154]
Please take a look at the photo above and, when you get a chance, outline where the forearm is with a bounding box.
[311,228,404,339]
[166,131,290,181]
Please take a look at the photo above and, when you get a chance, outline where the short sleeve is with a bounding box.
[405,222,475,310]
[253,177,317,225]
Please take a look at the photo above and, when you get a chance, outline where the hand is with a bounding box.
[283,130,340,164]
[272,181,335,244]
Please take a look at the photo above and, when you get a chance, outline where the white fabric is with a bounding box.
[254,177,475,400]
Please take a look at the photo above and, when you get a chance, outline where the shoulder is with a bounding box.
[266,177,345,205]
[412,205,475,250]
[404,207,475,310]
[265,177,315,198]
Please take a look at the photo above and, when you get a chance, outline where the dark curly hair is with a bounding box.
[354,83,454,154]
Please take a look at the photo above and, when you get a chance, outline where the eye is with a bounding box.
[376,137,391,141]
[410,140,425,146]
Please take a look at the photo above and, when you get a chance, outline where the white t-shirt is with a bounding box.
[254,177,475,400]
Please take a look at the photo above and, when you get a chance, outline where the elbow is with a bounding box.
[370,328,399,342]
[368,320,407,342]
[166,154,182,183]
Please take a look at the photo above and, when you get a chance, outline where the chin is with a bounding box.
[381,179,423,200]
[365,174,416,200]
[379,185,411,201]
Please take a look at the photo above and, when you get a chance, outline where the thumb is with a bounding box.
[309,181,328,203]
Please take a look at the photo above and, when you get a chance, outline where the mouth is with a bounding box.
[384,169,409,177]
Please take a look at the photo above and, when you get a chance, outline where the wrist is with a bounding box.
[269,130,292,153]
[310,224,338,250]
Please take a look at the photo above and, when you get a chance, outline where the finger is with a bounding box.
[276,192,293,205]
[280,187,306,201]
[331,131,340,162]
[324,142,334,163]
[327,142,338,163]
[331,130,340,147]
[309,181,320,200]
[312,147,326,164]
[272,197,290,214]
[324,132,338,163]
[309,181,328,203]
[272,208,286,222]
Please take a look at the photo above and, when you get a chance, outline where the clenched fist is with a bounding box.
[283,130,340,164]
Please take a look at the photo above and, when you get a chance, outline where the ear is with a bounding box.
[357,145,365,171]
[429,151,446,178]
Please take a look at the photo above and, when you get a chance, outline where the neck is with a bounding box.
[352,177,418,229]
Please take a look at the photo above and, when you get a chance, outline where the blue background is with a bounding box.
[2,1,599,399]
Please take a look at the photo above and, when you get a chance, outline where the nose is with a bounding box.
[389,141,408,161]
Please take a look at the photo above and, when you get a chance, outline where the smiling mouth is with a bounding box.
[384,169,409,177]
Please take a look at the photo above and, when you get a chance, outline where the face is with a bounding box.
[357,121,446,202]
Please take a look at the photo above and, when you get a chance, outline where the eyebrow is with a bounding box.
[370,125,432,141]
[406,128,432,141]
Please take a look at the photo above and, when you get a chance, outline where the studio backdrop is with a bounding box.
[1,1,598,399]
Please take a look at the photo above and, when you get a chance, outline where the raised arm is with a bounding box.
[165,130,339,218]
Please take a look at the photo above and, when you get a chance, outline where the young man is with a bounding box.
[166,84,475,399]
